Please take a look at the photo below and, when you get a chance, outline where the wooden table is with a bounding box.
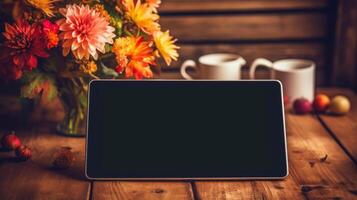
[1,88,357,200]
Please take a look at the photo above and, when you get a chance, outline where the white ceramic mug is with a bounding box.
[250,58,316,102]
[180,53,246,80]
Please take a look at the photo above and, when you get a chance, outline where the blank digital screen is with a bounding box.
[86,81,287,179]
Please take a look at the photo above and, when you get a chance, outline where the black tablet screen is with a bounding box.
[86,81,287,179]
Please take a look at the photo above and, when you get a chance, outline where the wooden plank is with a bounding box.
[331,0,357,90]
[0,125,90,200]
[161,13,327,41]
[160,0,328,13]
[194,113,357,199]
[285,114,357,198]
[194,180,303,199]
[92,182,193,200]
[317,88,357,163]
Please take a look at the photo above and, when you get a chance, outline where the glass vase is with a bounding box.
[56,107,86,137]
[56,79,87,137]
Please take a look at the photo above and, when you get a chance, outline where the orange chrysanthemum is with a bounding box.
[112,36,155,79]
[26,0,59,17]
[153,31,179,66]
[42,20,59,49]
[124,0,160,34]
[57,4,116,60]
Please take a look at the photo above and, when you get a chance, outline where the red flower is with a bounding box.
[41,19,59,49]
[0,20,49,80]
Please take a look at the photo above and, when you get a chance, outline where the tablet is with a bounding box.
[86,80,288,180]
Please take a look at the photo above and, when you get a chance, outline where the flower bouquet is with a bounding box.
[0,0,179,136]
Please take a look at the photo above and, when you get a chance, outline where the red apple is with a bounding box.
[313,94,331,112]
[15,145,32,161]
[293,98,312,114]
[1,131,21,150]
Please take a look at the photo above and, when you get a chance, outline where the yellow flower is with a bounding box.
[26,0,59,17]
[153,31,179,66]
[80,61,97,74]
[93,4,111,22]
[112,36,155,79]
[124,0,160,34]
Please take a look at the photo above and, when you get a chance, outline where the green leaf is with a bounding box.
[112,18,123,36]
[78,92,88,108]
[101,63,119,78]
[104,43,112,53]
[44,80,58,100]
[20,71,58,101]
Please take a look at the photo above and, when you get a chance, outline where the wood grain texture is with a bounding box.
[194,180,303,199]
[161,13,327,41]
[194,112,357,199]
[285,112,357,199]
[92,182,194,200]
[317,88,357,163]
[160,0,328,13]
[331,0,357,89]
[0,125,90,200]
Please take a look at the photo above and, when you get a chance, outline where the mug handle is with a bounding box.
[238,57,247,67]
[180,60,197,80]
[249,58,274,79]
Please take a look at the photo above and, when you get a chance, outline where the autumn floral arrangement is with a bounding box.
[0,0,179,135]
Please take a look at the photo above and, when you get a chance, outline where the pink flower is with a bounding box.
[57,4,116,60]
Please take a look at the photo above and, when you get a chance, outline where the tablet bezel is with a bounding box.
[85,80,289,180]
